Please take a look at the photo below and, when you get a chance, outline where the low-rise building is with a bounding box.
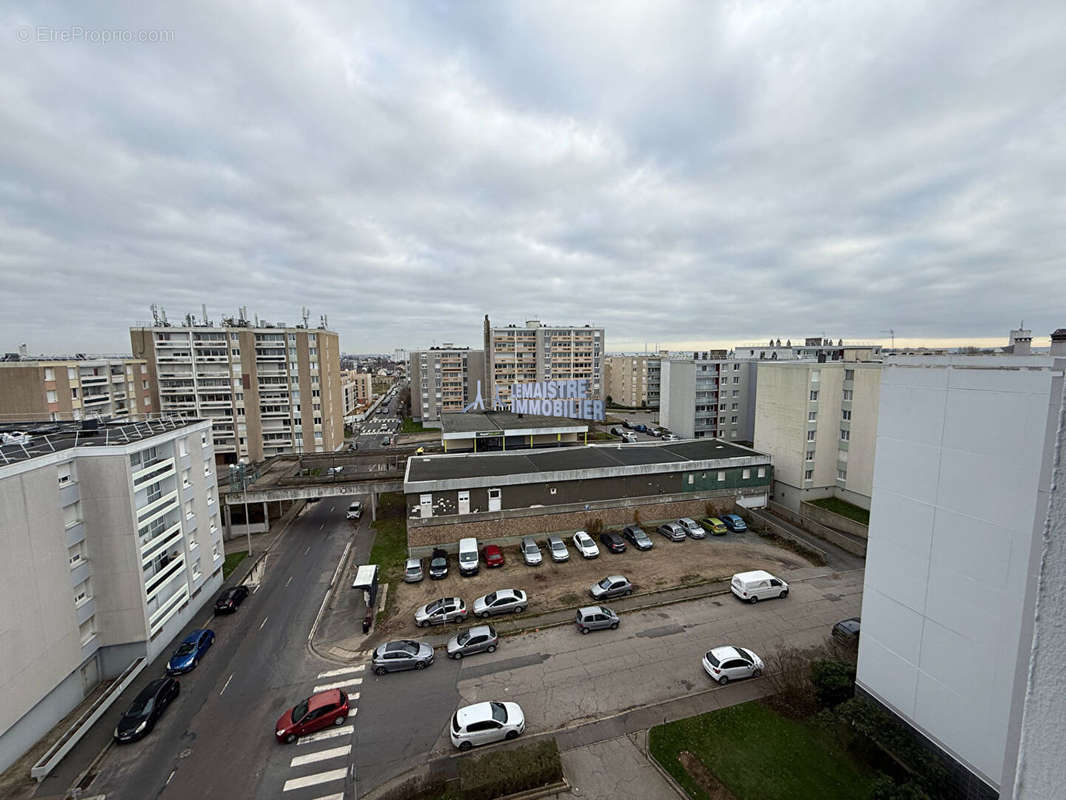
[438,412,587,453]
[0,358,154,423]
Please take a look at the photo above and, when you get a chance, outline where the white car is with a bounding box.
[572,531,600,558]
[677,518,706,539]
[730,570,789,603]
[702,645,764,685]
[1,431,31,446]
[346,502,363,520]
[450,701,525,751]
[473,589,527,618]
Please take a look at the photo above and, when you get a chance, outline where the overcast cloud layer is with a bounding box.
[2,1,1064,355]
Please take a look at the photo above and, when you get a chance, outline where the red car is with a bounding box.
[275,689,350,743]
[483,545,505,568]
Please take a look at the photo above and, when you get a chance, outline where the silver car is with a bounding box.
[473,589,528,618]
[547,536,570,562]
[658,522,687,542]
[414,597,468,627]
[403,558,424,583]
[590,575,633,600]
[677,518,706,539]
[575,606,619,634]
[372,639,434,675]
[447,625,499,659]
[521,537,543,566]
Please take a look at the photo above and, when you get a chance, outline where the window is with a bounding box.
[182,469,191,488]
[845,369,854,380]
[841,409,852,420]
[757,467,766,477]
[838,449,848,463]
[731,416,737,423]
[44,367,55,380]
[733,376,740,384]
[184,499,194,519]
[840,429,850,441]
[837,469,847,480]
[46,390,57,403]
[807,430,816,441]
[732,403,738,410]
[811,369,820,382]
[69,545,84,568]
[733,363,740,370]
[806,449,815,461]
[804,469,814,480]
[179,438,188,457]
[808,411,817,421]
[842,389,853,401]
[68,367,76,380]
[717,471,725,482]
[809,390,819,401]
[71,387,78,399]
[742,468,750,479]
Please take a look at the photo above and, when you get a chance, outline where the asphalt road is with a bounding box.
[79,499,360,800]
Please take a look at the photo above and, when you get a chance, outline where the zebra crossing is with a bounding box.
[278,663,364,797]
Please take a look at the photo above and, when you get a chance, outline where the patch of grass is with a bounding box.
[370,516,408,587]
[400,417,426,434]
[558,592,580,606]
[222,551,248,579]
[649,701,878,800]
[680,573,702,585]
[809,497,870,526]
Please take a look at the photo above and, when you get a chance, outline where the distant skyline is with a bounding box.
[2,2,1064,353]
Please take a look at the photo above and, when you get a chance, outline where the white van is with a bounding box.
[730,570,789,604]
[458,537,479,576]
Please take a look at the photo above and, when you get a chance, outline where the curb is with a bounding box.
[644,740,691,799]
[307,535,361,663]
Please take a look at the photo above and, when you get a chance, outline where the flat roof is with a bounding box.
[440,412,587,435]
[407,438,762,483]
[0,416,205,466]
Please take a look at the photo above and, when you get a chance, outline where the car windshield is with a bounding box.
[552,541,564,550]
[425,600,443,613]
[524,543,537,553]
[431,557,446,567]
[406,565,419,574]
[174,643,196,656]
[705,652,720,667]
[484,592,497,604]
[292,700,309,722]
[456,631,470,645]
[490,701,508,723]
[459,552,475,562]
[127,693,155,716]
[598,578,612,589]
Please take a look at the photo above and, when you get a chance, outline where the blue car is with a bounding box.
[166,629,215,675]
[721,514,748,532]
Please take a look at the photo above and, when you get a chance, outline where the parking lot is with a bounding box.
[376,528,814,638]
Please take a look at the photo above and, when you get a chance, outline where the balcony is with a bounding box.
[193,338,227,347]
[66,520,86,547]
[59,482,80,507]
[79,374,108,385]
[70,560,90,588]
[156,353,193,363]
[75,596,96,627]
[82,394,111,406]
[193,354,229,364]
[145,552,186,599]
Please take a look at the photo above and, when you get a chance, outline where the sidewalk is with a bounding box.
[562,734,680,799]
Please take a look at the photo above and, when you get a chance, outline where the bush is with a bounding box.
[586,517,604,535]
[870,774,932,800]
[457,738,562,800]
[704,500,720,517]
[376,774,447,800]
[810,660,856,709]
[632,508,643,525]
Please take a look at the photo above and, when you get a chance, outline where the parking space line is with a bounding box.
[310,794,344,800]
[305,545,312,555]
[316,665,364,679]
[219,673,233,695]
[259,616,269,630]
[312,677,362,693]
[348,707,358,718]
[282,768,347,792]
[286,576,293,587]
[290,744,351,768]
[297,725,354,745]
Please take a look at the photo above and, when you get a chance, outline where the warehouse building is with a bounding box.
[438,411,587,453]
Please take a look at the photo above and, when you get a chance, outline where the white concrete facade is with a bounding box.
[857,355,1065,797]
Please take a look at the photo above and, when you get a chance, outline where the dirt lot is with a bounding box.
[376,532,813,638]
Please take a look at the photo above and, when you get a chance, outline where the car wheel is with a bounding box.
[610,622,619,630]
[514,606,525,614]
[334,714,345,726]
[285,733,296,744]
[417,620,426,628]
[752,668,763,678]
[487,645,496,653]
[459,741,472,752]
[453,651,462,660]
[718,675,729,685]
[779,590,788,598]
[416,661,426,670]
[374,666,387,676]
[505,730,519,740]
[478,612,489,619]
[749,596,759,604]
[624,588,632,596]
[192,659,198,668]
[581,627,590,635]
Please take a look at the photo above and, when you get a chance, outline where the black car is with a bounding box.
[832,617,861,642]
[622,420,632,429]
[599,532,627,553]
[622,525,654,551]
[214,585,250,613]
[428,548,449,580]
[114,677,180,742]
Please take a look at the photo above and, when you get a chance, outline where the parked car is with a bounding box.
[730,570,789,603]
[572,531,600,558]
[599,531,626,553]
[450,701,525,751]
[447,625,499,659]
[590,575,633,600]
[721,513,747,532]
[650,427,664,437]
[701,516,728,535]
[114,677,180,742]
[677,518,706,539]
[346,502,363,520]
[610,426,622,435]
[403,558,424,583]
[575,605,619,634]
[657,522,687,542]
[327,466,343,475]
[214,585,250,613]
[372,639,435,674]
[415,597,468,627]
[458,537,480,576]
[621,432,638,443]
[474,589,527,617]
[547,536,570,562]
[661,432,680,442]
[428,548,449,579]
[622,525,654,550]
[520,537,543,566]
[622,419,632,429]
[702,646,763,685]
[832,617,861,642]
[166,629,215,675]
[275,689,351,743]
[483,544,505,568]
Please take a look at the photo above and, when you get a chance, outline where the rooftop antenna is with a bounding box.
[254,313,260,327]
[239,306,247,324]
[881,328,895,349]
[150,304,160,326]
[302,306,310,328]
[159,307,168,326]
[201,304,208,325]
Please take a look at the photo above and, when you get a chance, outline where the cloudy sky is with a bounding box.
[2,1,1064,355]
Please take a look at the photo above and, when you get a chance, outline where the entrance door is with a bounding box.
[458,491,470,515]
[488,488,501,512]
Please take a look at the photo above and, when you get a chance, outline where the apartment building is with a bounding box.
[737,337,883,362]
[858,343,1066,799]
[646,357,661,409]
[660,353,757,442]
[341,371,374,415]
[604,355,655,407]
[131,322,343,463]
[0,359,154,422]
[484,318,604,408]
[409,347,486,424]
[0,417,222,773]
[753,357,882,512]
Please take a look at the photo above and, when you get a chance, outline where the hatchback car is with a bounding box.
[701,517,728,535]
[447,625,499,659]
[474,589,527,618]
[720,513,747,532]
[661,433,680,442]
[114,677,180,742]
[547,536,570,562]
[415,597,468,627]
[346,502,363,520]
[428,548,449,579]
[214,585,250,613]
[599,532,626,553]
[575,605,619,634]
[621,432,638,443]
[702,646,764,685]
[572,531,600,558]
[832,617,861,642]
[483,545,505,568]
[658,522,687,542]
[450,701,525,751]
[275,689,350,743]
[403,558,424,583]
[622,525,654,550]
[372,640,435,674]
[166,629,215,675]
[590,575,633,600]
[520,537,543,566]
[677,518,706,539]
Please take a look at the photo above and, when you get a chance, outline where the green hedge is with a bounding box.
[810,660,856,710]
[457,738,562,800]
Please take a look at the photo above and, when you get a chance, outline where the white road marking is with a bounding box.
[310,794,344,800]
[166,770,176,785]
[286,576,294,587]
[219,673,233,695]
[319,522,325,530]
[297,725,354,745]
[312,677,362,693]
[290,744,351,768]
[316,665,364,679]
[259,616,269,630]
[305,545,312,555]
[348,707,358,718]
[282,767,347,792]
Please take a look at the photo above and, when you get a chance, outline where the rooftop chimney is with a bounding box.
[1050,328,1066,357]
[1009,324,1033,355]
